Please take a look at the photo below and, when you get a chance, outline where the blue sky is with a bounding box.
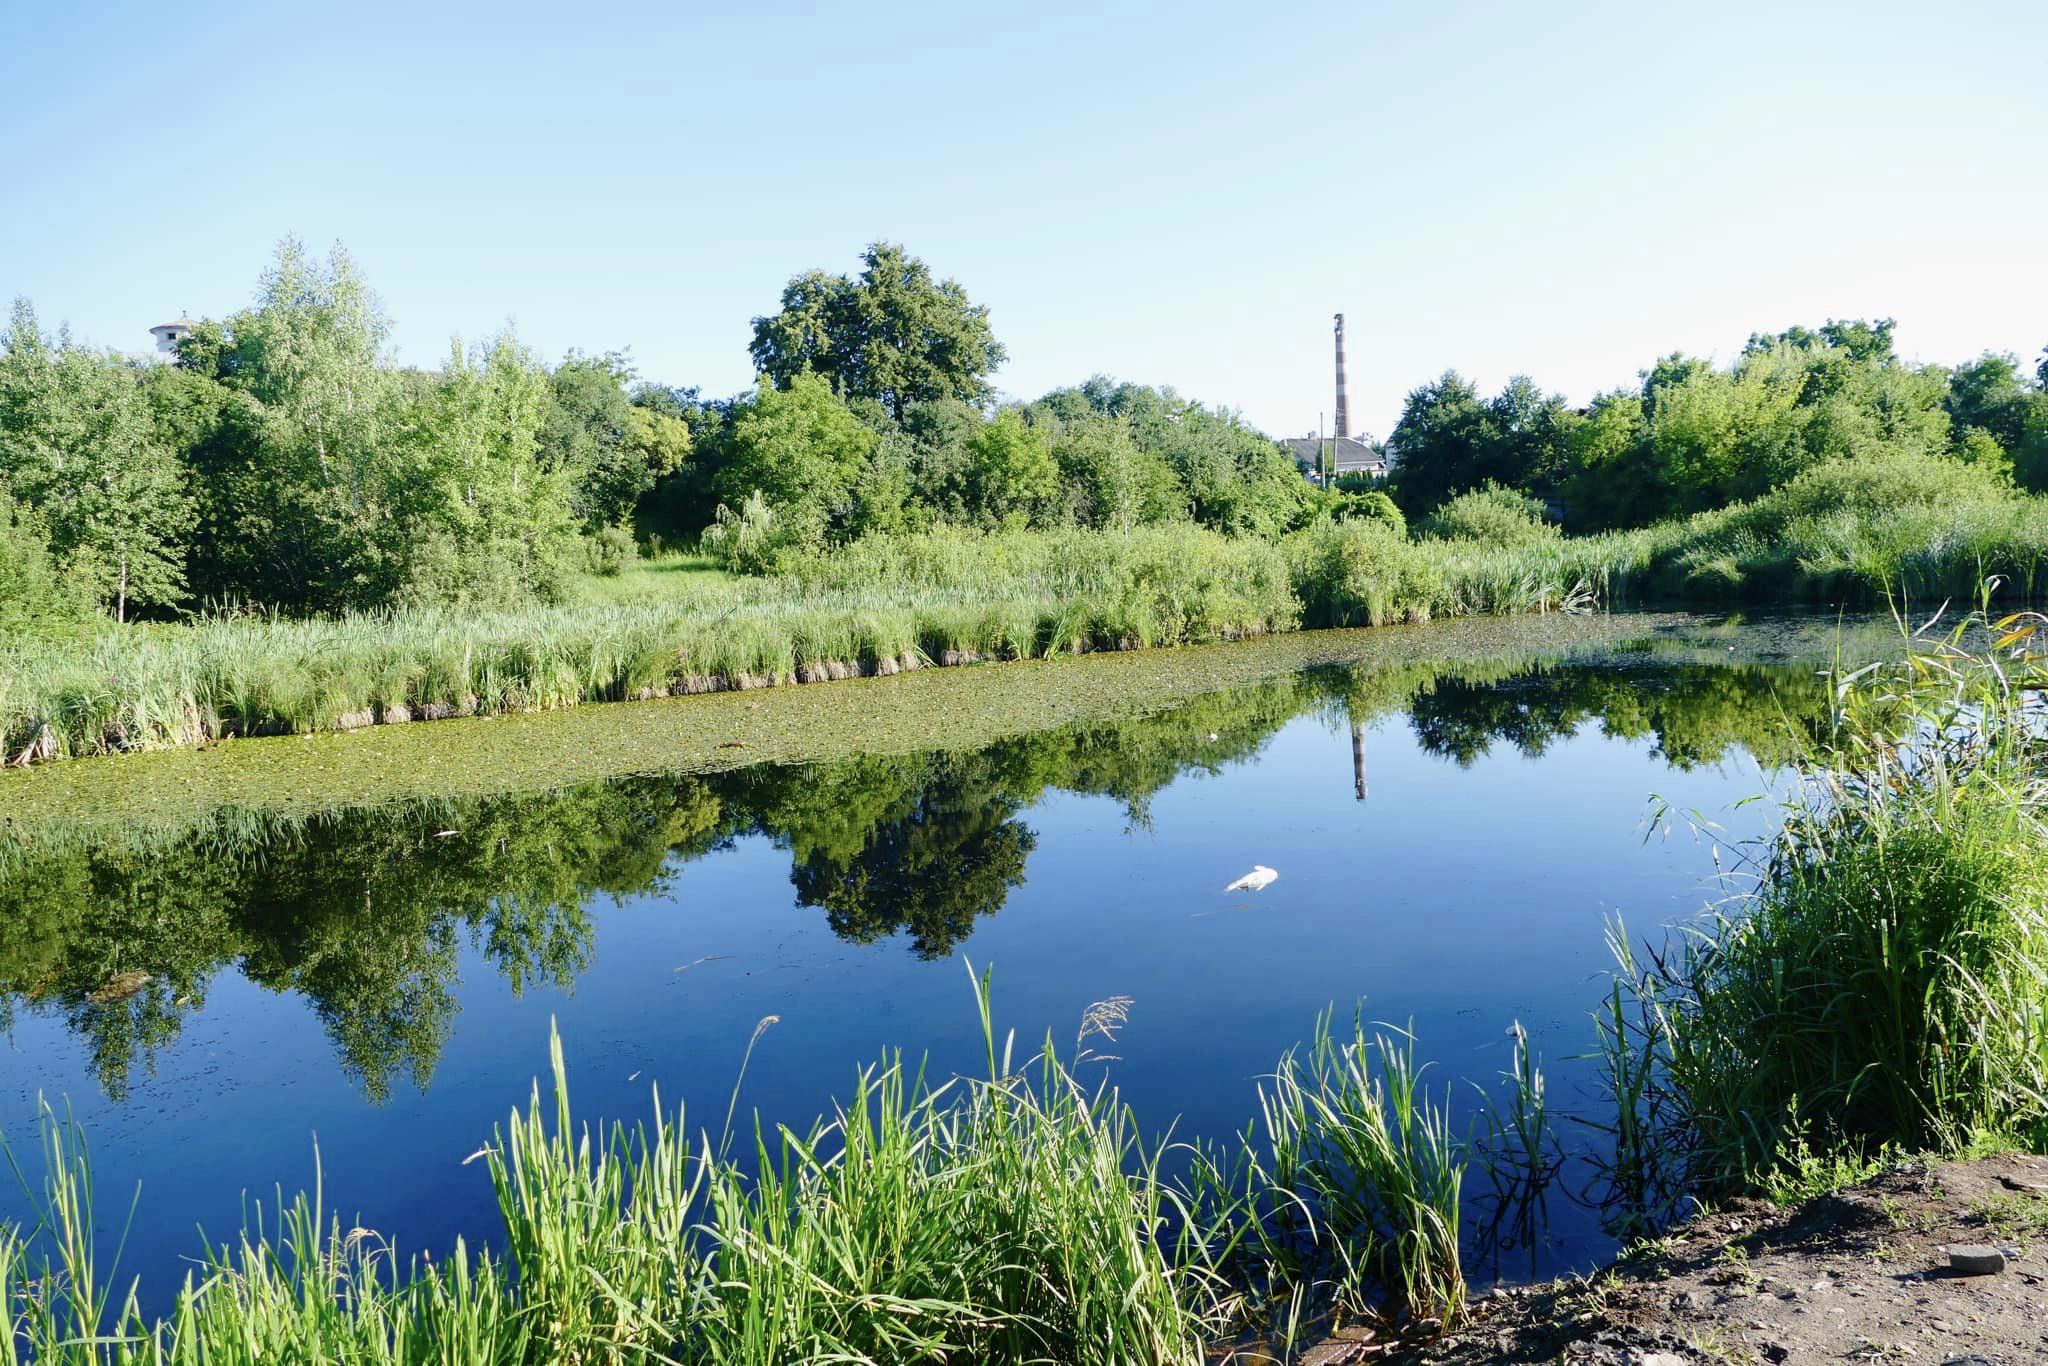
[4,0,2043,439]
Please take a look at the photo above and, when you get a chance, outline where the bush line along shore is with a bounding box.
[8,238,2048,773]
[8,455,2046,768]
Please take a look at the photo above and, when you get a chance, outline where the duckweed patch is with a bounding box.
[0,616,1625,843]
[0,611,1914,858]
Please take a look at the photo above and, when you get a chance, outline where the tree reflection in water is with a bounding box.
[0,653,1826,1102]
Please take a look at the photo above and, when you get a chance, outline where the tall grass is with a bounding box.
[1594,607,2048,1195]
[8,472,2046,768]
[0,971,1503,1363]
[1559,457,2048,606]
[1298,459,2048,628]
[0,519,1591,765]
[0,528,1300,765]
[1218,1015,1468,1332]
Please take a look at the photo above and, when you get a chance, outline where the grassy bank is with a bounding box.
[1598,609,2048,1202]
[0,528,1301,765]
[1297,458,2048,630]
[6,466,2046,768]
[1558,457,2048,606]
[1,972,1504,1363]
[0,612,1716,844]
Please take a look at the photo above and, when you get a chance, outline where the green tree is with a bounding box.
[749,242,1006,420]
[1104,381,1307,535]
[1945,352,2035,456]
[1744,317,1896,365]
[0,300,194,619]
[164,239,606,610]
[630,386,737,547]
[415,330,574,602]
[615,405,692,526]
[0,492,90,632]
[539,352,692,532]
[1637,327,1951,517]
[1640,352,1715,421]
[1387,370,1495,515]
[219,239,393,470]
[1557,390,1658,529]
[962,409,1057,525]
[1051,416,1182,533]
[191,238,418,608]
[1486,375,1580,497]
[2016,393,2048,493]
[713,374,879,551]
[1643,362,1805,511]
[896,397,986,521]
[1387,371,1576,516]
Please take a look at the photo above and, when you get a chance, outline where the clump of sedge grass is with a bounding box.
[1190,1011,1471,1342]
[1595,606,2048,1198]
[0,969,1497,1362]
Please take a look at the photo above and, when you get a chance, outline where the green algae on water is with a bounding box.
[0,612,1898,852]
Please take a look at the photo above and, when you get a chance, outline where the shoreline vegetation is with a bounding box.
[7,462,2047,771]
[0,609,1918,847]
[0,611,1669,840]
[3,612,2042,1362]
[7,239,2048,774]
[4,973,1479,1363]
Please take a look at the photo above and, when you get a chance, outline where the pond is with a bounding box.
[0,611,1894,1306]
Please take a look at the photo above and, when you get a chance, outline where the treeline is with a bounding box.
[1388,318,2048,529]
[0,240,690,624]
[8,235,2046,636]
[653,371,1323,574]
[642,242,1327,565]
[0,240,1339,628]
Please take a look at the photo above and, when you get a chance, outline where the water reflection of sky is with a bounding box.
[0,654,1810,1302]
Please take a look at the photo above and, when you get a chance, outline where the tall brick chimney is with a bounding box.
[1333,313,1349,441]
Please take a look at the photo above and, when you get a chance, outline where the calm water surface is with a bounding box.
[0,615,1862,1300]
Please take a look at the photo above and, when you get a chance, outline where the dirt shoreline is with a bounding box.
[1332,1154,2048,1365]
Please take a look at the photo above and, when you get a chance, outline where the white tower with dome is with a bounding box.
[149,315,199,356]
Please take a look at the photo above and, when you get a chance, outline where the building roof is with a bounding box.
[151,316,201,333]
[1283,435,1388,475]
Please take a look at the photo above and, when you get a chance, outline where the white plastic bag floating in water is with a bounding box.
[1224,865,1278,893]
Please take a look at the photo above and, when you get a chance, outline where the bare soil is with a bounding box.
[1333,1154,2048,1365]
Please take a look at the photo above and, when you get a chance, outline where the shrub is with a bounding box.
[0,494,91,635]
[1288,519,1447,627]
[700,490,787,574]
[1657,453,2048,600]
[1745,450,2010,533]
[1419,485,1557,547]
[1333,489,1408,536]
[582,524,637,578]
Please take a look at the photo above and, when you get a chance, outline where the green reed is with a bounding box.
[8,479,2046,769]
[0,528,1300,766]
[1595,606,2048,1196]
[0,967,1506,1363]
[1211,1013,1469,1333]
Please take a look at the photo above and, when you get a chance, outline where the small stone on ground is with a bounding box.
[1946,1243,2006,1275]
